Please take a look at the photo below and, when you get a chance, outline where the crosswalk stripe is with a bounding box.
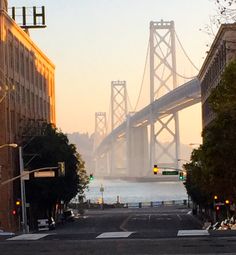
[7,234,50,241]
[96,232,133,239]
[177,230,209,236]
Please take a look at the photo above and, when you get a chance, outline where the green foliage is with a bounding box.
[185,60,236,207]
[76,153,89,197]
[203,60,236,201]
[23,124,89,217]
[184,148,211,206]
[209,61,236,113]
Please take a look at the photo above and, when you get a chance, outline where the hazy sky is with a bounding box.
[9,0,216,145]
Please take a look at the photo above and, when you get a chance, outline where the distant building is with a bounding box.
[0,1,55,231]
[198,23,236,128]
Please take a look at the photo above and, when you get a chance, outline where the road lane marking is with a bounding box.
[148,214,151,223]
[177,214,182,221]
[96,232,133,239]
[177,230,209,236]
[7,234,50,241]
[120,215,132,231]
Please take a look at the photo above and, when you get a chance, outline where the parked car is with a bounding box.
[63,210,75,222]
[48,217,56,230]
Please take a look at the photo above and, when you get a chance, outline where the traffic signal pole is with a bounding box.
[0,150,61,233]
[19,146,28,233]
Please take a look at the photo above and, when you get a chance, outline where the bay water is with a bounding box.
[84,178,188,204]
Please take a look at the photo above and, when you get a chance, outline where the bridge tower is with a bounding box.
[110,81,128,176]
[94,112,107,149]
[149,20,180,171]
[94,112,107,176]
[111,81,128,130]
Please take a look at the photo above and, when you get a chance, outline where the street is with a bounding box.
[1,205,236,254]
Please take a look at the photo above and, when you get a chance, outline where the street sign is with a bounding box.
[215,202,225,206]
[162,170,178,175]
[34,171,55,178]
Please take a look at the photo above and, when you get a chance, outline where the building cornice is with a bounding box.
[198,23,236,80]
[0,10,55,69]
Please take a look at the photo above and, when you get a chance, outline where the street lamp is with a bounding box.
[0,143,18,149]
[0,144,29,233]
[177,159,190,163]
[189,143,201,147]
[0,84,15,104]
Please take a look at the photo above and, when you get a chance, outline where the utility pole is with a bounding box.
[19,146,28,233]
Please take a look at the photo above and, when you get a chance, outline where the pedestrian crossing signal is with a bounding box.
[153,165,159,175]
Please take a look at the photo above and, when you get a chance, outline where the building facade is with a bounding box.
[198,23,236,128]
[0,1,55,231]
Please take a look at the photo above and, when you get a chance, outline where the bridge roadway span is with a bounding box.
[97,78,200,154]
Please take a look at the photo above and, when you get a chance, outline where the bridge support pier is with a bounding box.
[127,125,149,177]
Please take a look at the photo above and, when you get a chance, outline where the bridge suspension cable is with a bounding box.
[175,31,200,72]
[134,39,150,112]
[157,43,197,80]
[155,34,196,81]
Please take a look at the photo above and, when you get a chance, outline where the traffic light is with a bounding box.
[225,199,230,205]
[14,199,21,215]
[179,171,184,180]
[214,195,218,200]
[12,209,17,216]
[153,165,159,175]
[89,174,94,181]
[15,199,21,207]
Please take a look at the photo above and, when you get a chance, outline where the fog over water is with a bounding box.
[84,179,188,204]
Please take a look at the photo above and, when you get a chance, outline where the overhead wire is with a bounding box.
[133,38,150,112]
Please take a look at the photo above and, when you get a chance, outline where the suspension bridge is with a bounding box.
[93,20,201,178]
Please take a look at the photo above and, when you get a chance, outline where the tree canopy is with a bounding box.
[22,124,89,218]
[185,60,236,206]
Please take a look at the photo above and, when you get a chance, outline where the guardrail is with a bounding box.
[69,199,191,210]
[125,199,188,208]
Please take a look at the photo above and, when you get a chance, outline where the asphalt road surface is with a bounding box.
[1,205,236,254]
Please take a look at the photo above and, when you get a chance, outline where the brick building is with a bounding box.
[0,1,55,231]
[198,23,236,128]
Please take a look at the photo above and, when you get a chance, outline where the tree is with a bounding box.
[184,147,211,207]
[202,60,236,202]
[214,0,236,24]
[185,60,236,210]
[201,1,236,38]
[22,124,89,223]
[76,153,89,199]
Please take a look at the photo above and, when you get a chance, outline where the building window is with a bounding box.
[20,52,25,77]
[35,95,38,114]
[16,82,20,103]
[31,92,34,114]
[5,43,8,67]
[26,57,29,81]
[9,41,14,70]
[27,89,30,108]
[15,45,19,73]
[30,61,34,85]
[10,110,16,134]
